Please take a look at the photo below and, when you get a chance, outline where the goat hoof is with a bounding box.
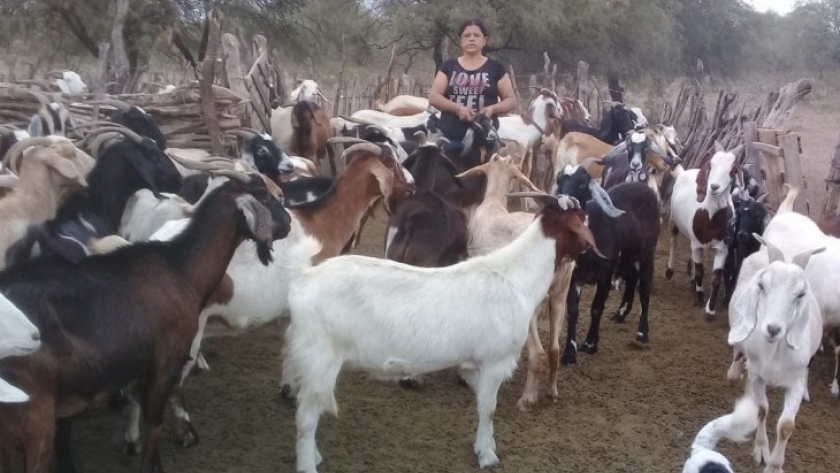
[704,312,716,323]
[694,293,705,307]
[561,344,578,366]
[610,312,627,324]
[280,384,296,400]
[665,268,674,280]
[122,441,143,456]
[399,378,421,390]
[581,342,598,355]
[176,425,199,448]
[632,333,649,347]
[456,374,470,388]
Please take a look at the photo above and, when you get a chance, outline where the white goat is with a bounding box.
[280,193,597,472]
[727,185,840,396]
[289,79,330,104]
[0,292,41,403]
[682,394,760,473]
[497,91,561,149]
[55,71,89,94]
[376,94,430,113]
[726,234,824,473]
[666,140,743,317]
[349,109,431,129]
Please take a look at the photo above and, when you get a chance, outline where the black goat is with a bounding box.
[91,99,168,150]
[4,127,183,266]
[385,142,469,267]
[0,173,291,473]
[722,194,770,304]
[551,164,661,364]
[559,103,638,145]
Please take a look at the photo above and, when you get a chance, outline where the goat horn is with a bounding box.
[752,233,785,264]
[71,120,127,131]
[0,173,19,188]
[241,127,267,136]
[166,151,233,172]
[339,115,380,127]
[317,91,333,104]
[2,137,58,172]
[210,169,251,183]
[413,130,428,143]
[19,88,51,107]
[755,192,769,203]
[327,137,370,144]
[792,247,826,271]
[89,99,133,112]
[82,125,143,144]
[230,129,257,141]
[342,142,383,160]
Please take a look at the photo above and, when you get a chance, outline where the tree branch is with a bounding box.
[49,5,99,57]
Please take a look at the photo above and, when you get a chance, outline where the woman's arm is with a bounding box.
[482,73,518,117]
[428,71,460,113]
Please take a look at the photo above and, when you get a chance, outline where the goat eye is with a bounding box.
[758,283,765,292]
[796,292,805,299]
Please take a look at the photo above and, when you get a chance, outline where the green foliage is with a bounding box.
[0,0,838,82]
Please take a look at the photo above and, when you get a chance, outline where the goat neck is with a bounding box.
[1,161,64,220]
[290,155,387,262]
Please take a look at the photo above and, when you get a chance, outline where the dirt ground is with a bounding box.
[59,102,840,473]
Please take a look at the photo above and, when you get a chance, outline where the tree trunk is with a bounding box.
[111,0,131,91]
[822,132,840,218]
[199,10,225,156]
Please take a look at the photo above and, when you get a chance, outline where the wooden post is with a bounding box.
[757,129,783,210]
[742,121,763,189]
[95,42,111,94]
[508,64,521,115]
[778,132,808,215]
[198,10,224,156]
[822,132,840,218]
[221,33,247,98]
[111,0,131,92]
[576,61,589,106]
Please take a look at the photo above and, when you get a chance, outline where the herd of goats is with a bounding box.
[0,71,839,473]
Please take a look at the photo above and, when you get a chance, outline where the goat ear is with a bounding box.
[728,276,760,345]
[370,165,395,214]
[235,195,274,264]
[40,154,87,187]
[461,128,475,158]
[695,162,711,202]
[27,115,44,137]
[126,154,163,198]
[0,376,29,403]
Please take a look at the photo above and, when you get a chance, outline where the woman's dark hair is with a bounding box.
[457,18,489,38]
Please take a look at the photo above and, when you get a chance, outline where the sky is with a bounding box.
[749,0,800,15]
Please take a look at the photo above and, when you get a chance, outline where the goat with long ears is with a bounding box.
[726,233,824,473]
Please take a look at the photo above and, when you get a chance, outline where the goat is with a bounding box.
[280,192,598,473]
[497,89,564,149]
[87,98,167,149]
[4,126,183,267]
[289,79,331,104]
[385,142,469,267]
[727,184,840,398]
[552,165,660,361]
[27,102,72,138]
[54,71,89,94]
[376,94,430,114]
[288,101,334,173]
[116,141,415,451]
[682,395,760,473]
[0,137,92,269]
[666,141,744,319]
[0,172,291,473]
[599,129,680,204]
[0,292,41,403]
[722,193,771,304]
[725,235,824,473]
[558,103,639,144]
[456,154,593,410]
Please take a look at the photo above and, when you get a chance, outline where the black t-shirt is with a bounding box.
[436,57,506,140]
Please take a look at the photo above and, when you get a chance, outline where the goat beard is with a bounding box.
[256,240,274,265]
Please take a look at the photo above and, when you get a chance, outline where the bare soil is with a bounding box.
[60,103,840,472]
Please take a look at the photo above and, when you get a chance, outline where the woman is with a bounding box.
[429,18,518,143]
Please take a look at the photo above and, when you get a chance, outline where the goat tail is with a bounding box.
[691,394,759,452]
[777,183,799,214]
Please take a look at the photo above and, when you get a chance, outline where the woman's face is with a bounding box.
[460,25,486,55]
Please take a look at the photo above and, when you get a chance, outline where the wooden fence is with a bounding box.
[743,124,809,214]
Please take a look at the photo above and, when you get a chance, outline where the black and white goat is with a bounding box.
[551,161,662,363]
[559,103,640,145]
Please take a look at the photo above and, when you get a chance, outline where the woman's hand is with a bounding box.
[479,105,496,118]
[457,104,476,122]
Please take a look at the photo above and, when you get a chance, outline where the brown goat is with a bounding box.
[818,214,840,238]
[290,101,333,173]
[290,141,415,263]
[0,174,291,473]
